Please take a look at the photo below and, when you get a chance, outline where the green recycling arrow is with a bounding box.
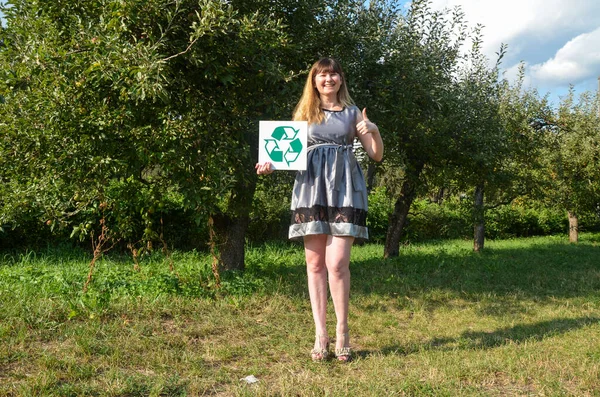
[265,126,303,165]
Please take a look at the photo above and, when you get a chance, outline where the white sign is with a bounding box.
[258,121,307,170]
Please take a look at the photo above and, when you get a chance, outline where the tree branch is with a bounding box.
[161,37,199,62]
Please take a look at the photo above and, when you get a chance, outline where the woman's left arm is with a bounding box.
[356,108,384,162]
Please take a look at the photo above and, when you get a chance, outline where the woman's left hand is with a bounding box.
[355,107,384,162]
[356,108,379,136]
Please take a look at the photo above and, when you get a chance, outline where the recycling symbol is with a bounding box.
[264,126,303,166]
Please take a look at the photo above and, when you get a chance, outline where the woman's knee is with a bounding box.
[306,258,326,274]
[304,234,327,273]
[326,257,350,277]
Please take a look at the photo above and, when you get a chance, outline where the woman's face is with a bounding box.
[314,70,341,97]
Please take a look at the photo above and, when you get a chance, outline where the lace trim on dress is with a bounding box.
[292,205,367,226]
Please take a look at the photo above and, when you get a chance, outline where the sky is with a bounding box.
[425,0,600,108]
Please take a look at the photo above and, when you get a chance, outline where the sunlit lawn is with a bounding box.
[1,233,600,396]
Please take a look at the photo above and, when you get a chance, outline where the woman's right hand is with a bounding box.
[255,162,274,175]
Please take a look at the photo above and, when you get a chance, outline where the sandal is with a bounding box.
[311,334,330,361]
[335,332,352,362]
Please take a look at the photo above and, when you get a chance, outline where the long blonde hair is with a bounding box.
[292,57,354,124]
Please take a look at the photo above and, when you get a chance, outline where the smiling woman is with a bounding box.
[314,71,342,106]
[291,58,355,125]
[256,57,383,362]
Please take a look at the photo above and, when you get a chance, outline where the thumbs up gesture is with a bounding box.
[356,108,379,136]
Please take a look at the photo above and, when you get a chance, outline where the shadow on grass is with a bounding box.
[348,236,600,302]
[429,316,600,349]
[245,234,600,307]
[5,234,599,309]
[366,316,600,358]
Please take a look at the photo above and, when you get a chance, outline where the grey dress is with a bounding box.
[289,105,369,241]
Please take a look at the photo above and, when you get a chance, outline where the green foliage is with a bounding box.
[542,88,600,215]
[374,0,469,171]
[366,186,394,242]
[249,171,295,242]
[2,0,599,257]
[484,202,568,239]
[404,198,471,241]
[364,193,595,242]
[0,0,292,252]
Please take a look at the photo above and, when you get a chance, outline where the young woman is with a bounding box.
[255,57,383,362]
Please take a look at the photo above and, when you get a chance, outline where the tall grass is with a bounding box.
[1,234,600,395]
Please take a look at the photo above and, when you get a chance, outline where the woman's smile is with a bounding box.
[315,72,341,95]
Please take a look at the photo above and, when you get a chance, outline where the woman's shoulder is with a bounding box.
[345,105,361,122]
[342,105,358,116]
[346,105,360,113]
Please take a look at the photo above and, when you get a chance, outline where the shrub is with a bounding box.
[366,186,394,242]
[404,198,471,241]
[248,172,295,243]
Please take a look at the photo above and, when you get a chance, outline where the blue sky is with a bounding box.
[425,0,600,108]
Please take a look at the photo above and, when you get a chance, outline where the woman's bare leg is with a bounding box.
[325,235,354,352]
[304,234,329,350]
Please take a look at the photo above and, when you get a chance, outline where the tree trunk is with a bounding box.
[211,212,250,271]
[366,162,377,193]
[383,163,424,258]
[431,187,445,204]
[568,210,578,243]
[473,183,485,252]
[211,171,256,271]
[210,129,259,271]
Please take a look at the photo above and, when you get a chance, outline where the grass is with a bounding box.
[1,234,600,396]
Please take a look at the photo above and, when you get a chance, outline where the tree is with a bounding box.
[367,0,469,257]
[542,88,600,242]
[444,32,509,252]
[1,0,400,270]
[459,56,552,250]
[0,0,291,270]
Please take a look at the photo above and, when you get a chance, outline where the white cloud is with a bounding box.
[427,0,600,104]
[429,0,600,61]
[530,27,600,85]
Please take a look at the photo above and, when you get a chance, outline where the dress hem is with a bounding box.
[288,221,368,241]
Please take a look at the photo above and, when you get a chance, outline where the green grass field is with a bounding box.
[2,234,600,396]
